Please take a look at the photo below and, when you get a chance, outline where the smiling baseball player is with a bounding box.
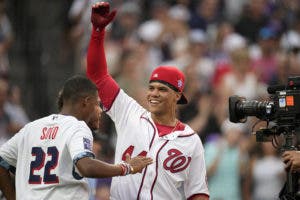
[87,2,209,200]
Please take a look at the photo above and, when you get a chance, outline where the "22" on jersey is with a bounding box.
[28,146,59,184]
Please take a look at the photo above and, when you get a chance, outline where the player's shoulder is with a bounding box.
[178,123,203,143]
[114,89,147,113]
[178,123,197,137]
[23,115,53,128]
[179,131,201,144]
[55,114,89,129]
[27,114,88,129]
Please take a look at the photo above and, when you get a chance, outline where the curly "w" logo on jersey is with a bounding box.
[163,149,191,173]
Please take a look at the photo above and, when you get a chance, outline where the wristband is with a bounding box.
[118,161,132,176]
[119,164,126,175]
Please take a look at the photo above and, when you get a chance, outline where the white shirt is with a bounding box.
[108,90,209,199]
[0,114,95,200]
[253,156,285,200]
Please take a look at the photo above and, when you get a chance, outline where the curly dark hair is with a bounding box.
[56,75,97,111]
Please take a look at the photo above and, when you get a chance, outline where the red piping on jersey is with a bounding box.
[140,116,156,149]
[137,116,157,200]
[137,165,148,200]
[150,140,169,200]
[178,132,196,137]
[187,193,210,200]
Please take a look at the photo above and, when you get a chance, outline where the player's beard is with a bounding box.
[87,115,101,131]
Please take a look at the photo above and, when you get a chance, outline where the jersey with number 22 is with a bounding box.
[0,114,94,200]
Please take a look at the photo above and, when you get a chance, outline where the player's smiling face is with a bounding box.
[147,82,180,115]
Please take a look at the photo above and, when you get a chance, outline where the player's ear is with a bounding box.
[81,96,90,107]
[175,92,181,103]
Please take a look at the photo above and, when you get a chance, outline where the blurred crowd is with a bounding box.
[3,0,300,199]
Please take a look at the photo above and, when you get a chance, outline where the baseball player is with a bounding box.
[0,75,152,200]
[86,2,209,200]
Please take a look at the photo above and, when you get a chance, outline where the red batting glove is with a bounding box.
[91,2,117,31]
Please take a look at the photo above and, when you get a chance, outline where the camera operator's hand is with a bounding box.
[91,2,116,31]
[282,151,300,172]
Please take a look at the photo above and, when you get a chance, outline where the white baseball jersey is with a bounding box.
[108,90,209,199]
[0,114,95,200]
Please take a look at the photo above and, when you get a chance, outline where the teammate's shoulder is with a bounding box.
[28,114,87,127]
[57,114,88,128]
[25,114,53,126]
[29,114,72,123]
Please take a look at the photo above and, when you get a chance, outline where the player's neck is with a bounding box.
[151,113,177,127]
[60,106,81,120]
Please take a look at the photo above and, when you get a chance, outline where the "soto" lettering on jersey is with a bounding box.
[40,126,59,140]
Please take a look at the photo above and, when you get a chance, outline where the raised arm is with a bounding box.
[86,1,115,83]
[86,2,119,111]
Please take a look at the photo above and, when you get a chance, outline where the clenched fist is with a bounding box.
[91,2,116,31]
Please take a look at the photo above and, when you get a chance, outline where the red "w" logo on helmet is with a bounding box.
[163,149,191,173]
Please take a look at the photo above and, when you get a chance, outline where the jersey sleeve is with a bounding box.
[87,27,146,134]
[106,90,146,135]
[86,28,120,110]
[184,137,209,198]
[0,127,24,167]
[67,122,95,164]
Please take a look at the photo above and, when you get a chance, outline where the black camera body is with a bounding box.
[229,76,300,133]
[229,76,300,199]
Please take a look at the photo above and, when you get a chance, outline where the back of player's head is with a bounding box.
[57,75,97,111]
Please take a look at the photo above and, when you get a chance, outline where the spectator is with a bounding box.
[204,119,249,200]
[0,0,13,78]
[223,0,247,24]
[249,142,285,200]
[177,29,215,142]
[0,78,14,145]
[235,0,269,44]
[252,26,280,84]
[218,46,265,100]
[68,0,99,73]
[189,0,221,31]
[209,21,234,64]
[110,1,141,45]
[4,84,29,132]
[115,50,148,107]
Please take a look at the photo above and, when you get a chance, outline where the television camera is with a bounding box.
[229,76,300,200]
